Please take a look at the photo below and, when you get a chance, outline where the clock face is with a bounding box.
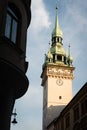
[56,79,63,86]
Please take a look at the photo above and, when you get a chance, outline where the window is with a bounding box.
[54,37,56,43]
[61,119,64,130]
[65,113,70,128]
[57,55,62,61]
[64,57,66,64]
[81,98,87,115]
[73,105,79,122]
[59,96,62,99]
[53,54,55,62]
[80,116,87,130]
[82,128,87,130]
[57,37,59,42]
[5,4,19,43]
[59,37,62,43]
[73,122,80,130]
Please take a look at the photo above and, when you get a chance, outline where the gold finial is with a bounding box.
[48,41,51,50]
[68,43,71,58]
[68,44,71,56]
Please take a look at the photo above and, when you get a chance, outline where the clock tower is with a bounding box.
[41,4,75,130]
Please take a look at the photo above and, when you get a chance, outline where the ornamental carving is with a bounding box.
[47,67,74,79]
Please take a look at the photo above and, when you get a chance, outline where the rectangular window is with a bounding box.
[59,37,62,43]
[65,113,70,128]
[64,57,66,64]
[57,55,62,61]
[5,7,18,44]
[83,127,87,130]
[73,105,79,122]
[11,20,18,43]
[5,14,11,39]
[59,96,62,99]
[53,54,55,62]
[81,98,87,115]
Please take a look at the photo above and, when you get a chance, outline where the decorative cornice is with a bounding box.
[41,65,74,86]
[47,66,74,79]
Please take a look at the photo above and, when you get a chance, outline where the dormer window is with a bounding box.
[5,4,19,44]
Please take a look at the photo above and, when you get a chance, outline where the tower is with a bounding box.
[41,3,74,130]
[0,0,31,130]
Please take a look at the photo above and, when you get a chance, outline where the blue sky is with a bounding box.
[11,0,87,130]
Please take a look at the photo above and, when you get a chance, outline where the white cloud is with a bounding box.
[68,7,87,32]
[30,0,51,33]
[61,1,87,63]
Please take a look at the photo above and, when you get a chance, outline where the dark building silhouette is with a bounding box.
[0,0,31,130]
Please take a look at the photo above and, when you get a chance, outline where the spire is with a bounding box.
[55,1,59,30]
[52,1,63,38]
[42,1,74,69]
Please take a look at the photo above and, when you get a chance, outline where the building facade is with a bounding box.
[41,5,74,130]
[0,0,31,130]
[47,82,87,130]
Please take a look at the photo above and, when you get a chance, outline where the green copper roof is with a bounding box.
[50,43,66,56]
[52,7,63,38]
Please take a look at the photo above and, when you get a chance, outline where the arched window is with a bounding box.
[5,3,20,44]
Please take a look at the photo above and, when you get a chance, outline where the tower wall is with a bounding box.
[41,3,75,130]
[47,77,72,107]
[42,66,74,129]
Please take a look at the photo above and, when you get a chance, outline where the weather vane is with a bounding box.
[68,43,71,58]
[56,0,58,9]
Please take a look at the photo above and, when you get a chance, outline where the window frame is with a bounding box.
[5,3,20,44]
[81,98,87,115]
[73,104,79,122]
[65,113,70,128]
